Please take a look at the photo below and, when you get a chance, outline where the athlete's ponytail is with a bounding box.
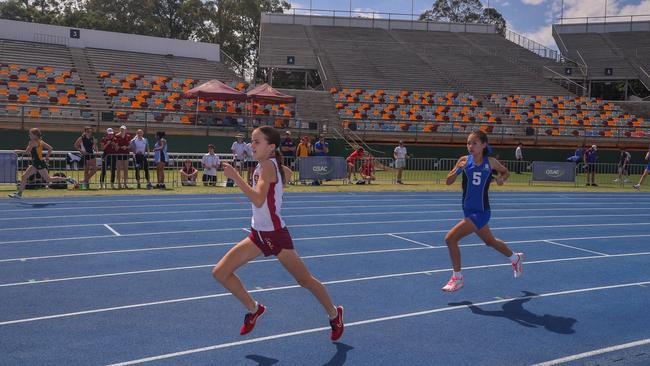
[257,126,286,185]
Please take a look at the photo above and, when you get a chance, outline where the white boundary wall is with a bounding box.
[0,18,220,61]
[554,20,650,34]
[262,13,496,34]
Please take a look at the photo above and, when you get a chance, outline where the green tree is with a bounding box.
[420,0,506,34]
[201,0,290,78]
[0,0,60,23]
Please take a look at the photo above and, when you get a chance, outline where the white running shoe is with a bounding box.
[8,192,22,199]
[512,253,524,278]
[634,184,641,190]
[613,178,619,183]
[442,275,464,292]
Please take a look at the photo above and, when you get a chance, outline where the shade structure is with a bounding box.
[246,83,296,103]
[184,79,246,101]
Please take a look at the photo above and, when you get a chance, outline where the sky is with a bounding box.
[287,0,650,49]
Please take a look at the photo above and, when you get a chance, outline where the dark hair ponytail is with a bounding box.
[471,130,491,157]
[257,126,286,185]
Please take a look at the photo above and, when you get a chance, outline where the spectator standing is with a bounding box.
[114,125,132,189]
[296,136,311,159]
[584,144,599,187]
[633,147,650,189]
[394,140,408,184]
[244,141,256,185]
[130,129,153,189]
[313,135,330,186]
[202,144,220,186]
[231,133,248,177]
[296,135,311,185]
[314,134,329,156]
[100,128,117,189]
[515,142,523,174]
[614,147,631,184]
[281,130,296,167]
[74,126,99,189]
[153,131,168,189]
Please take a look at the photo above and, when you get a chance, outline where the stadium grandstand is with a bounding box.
[1,9,650,151]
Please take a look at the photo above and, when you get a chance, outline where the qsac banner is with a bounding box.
[0,152,17,183]
[298,156,347,180]
[532,161,576,182]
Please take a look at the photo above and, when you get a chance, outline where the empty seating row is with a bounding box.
[1,64,81,85]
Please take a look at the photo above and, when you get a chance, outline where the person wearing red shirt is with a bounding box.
[346,147,364,183]
[100,128,117,189]
[114,125,132,189]
[359,155,376,184]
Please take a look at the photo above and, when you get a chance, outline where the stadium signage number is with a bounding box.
[472,172,482,186]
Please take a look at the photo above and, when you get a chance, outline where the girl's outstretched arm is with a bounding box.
[489,157,510,185]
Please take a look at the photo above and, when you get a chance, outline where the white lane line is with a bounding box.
[0,204,646,223]
[106,280,650,366]
[2,251,649,326]
[2,219,650,246]
[388,233,437,248]
[2,232,650,264]
[103,225,121,237]
[543,240,608,256]
[530,338,650,366]
[4,209,650,232]
[0,199,645,218]
[0,197,458,213]
[241,228,251,233]
[5,208,650,231]
[0,192,640,206]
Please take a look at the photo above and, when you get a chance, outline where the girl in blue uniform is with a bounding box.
[442,131,524,292]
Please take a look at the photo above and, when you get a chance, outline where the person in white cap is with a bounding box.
[100,127,117,188]
[583,144,599,187]
[114,125,132,189]
[394,140,408,184]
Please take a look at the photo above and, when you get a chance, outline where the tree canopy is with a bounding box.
[419,0,506,35]
[0,0,290,79]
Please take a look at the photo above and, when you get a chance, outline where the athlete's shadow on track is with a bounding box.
[323,342,354,366]
[245,355,279,365]
[244,342,354,366]
[449,291,577,334]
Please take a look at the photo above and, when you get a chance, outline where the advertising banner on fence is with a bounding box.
[0,152,17,184]
[532,161,576,182]
[298,156,347,180]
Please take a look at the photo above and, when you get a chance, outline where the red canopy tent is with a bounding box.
[245,83,296,103]
[184,80,246,124]
[246,83,296,128]
[184,79,246,101]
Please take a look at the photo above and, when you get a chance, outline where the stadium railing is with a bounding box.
[0,103,324,133]
[3,151,647,189]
